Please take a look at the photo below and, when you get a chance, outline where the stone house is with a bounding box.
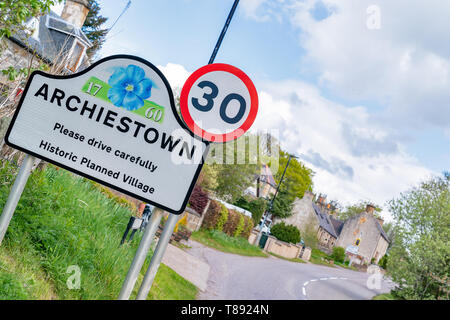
[245,163,277,200]
[277,191,389,264]
[0,0,92,85]
[0,0,92,150]
[335,204,389,264]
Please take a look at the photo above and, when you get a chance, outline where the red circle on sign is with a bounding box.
[180,63,258,143]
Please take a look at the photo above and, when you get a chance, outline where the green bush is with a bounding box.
[270,222,300,244]
[234,214,245,237]
[216,203,228,232]
[201,200,221,230]
[234,196,267,225]
[331,247,346,263]
[379,254,388,269]
[223,210,240,237]
[241,216,254,239]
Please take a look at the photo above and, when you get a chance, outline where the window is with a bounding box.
[67,41,86,72]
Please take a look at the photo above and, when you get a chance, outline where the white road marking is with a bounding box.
[302,277,350,299]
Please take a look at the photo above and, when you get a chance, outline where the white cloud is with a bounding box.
[252,79,434,222]
[157,63,191,93]
[287,0,450,130]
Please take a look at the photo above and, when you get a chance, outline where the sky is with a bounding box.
[54,0,450,221]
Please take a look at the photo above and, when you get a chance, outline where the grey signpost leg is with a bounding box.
[135,213,180,300]
[118,207,163,300]
[0,154,35,245]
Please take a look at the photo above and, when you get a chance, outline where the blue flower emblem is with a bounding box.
[107,64,153,111]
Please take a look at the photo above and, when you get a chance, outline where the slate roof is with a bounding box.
[376,220,390,243]
[312,203,340,238]
[330,216,344,236]
[9,11,92,65]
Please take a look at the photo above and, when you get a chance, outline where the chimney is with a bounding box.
[366,204,376,215]
[61,0,90,28]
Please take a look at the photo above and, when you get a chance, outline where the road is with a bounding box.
[186,240,393,300]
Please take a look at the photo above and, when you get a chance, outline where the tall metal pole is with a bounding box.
[136,213,180,300]
[0,154,36,245]
[208,0,240,64]
[118,207,163,300]
[256,154,297,245]
[134,0,241,301]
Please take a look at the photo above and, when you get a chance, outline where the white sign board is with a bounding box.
[6,55,208,214]
[346,245,359,255]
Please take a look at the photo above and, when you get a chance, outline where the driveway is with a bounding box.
[185,240,393,300]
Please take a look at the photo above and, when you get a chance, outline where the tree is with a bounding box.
[274,150,314,203]
[208,136,259,203]
[233,196,267,225]
[0,0,60,39]
[387,174,449,300]
[270,187,293,218]
[339,200,382,220]
[81,0,108,59]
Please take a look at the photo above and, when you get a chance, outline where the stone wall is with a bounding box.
[263,235,303,260]
[185,206,205,233]
[248,229,259,246]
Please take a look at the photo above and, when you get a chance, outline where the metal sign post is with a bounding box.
[118,207,163,300]
[0,154,36,245]
[135,213,180,300]
[132,0,248,301]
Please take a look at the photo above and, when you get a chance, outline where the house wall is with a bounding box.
[317,227,336,252]
[0,39,43,84]
[276,192,318,235]
[372,235,389,264]
[335,212,383,264]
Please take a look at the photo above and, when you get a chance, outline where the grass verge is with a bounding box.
[372,293,396,300]
[0,162,197,300]
[191,229,268,257]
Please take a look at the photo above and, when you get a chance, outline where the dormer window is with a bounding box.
[67,40,86,72]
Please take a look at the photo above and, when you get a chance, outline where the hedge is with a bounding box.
[234,214,245,237]
[241,215,254,239]
[331,246,346,263]
[202,200,221,230]
[188,185,209,214]
[223,210,241,237]
[201,200,253,239]
[270,222,301,244]
[215,203,228,232]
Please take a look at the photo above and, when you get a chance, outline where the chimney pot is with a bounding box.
[366,204,376,215]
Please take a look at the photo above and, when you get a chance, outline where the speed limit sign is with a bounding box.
[180,63,258,143]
